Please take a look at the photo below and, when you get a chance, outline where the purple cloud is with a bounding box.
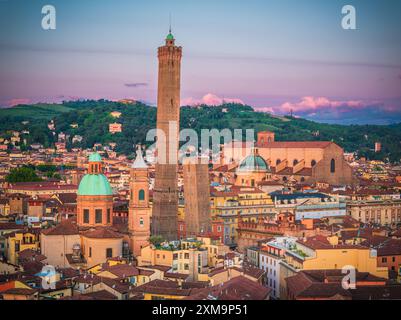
[181,93,244,106]
[124,82,148,88]
[255,96,401,124]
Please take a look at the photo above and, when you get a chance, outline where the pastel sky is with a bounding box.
[0,0,401,124]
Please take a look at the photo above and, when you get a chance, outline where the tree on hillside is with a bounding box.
[6,167,42,183]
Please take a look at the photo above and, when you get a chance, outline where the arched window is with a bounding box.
[138,189,145,201]
[301,177,305,182]
[293,159,299,166]
[276,159,281,165]
[283,176,288,182]
[311,160,316,167]
[139,217,144,226]
[330,159,336,173]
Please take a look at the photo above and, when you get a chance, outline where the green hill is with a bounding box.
[0,103,75,119]
[1,100,400,162]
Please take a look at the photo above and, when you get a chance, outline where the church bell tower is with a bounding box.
[129,145,151,257]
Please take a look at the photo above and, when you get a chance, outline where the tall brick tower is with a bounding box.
[183,157,211,237]
[129,145,151,257]
[151,30,182,241]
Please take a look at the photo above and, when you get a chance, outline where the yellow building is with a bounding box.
[137,237,229,281]
[279,235,388,299]
[0,280,38,300]
[5,230,40,265]
[210,185,274,245]
[137,245,174,267]
[0,199,10,216]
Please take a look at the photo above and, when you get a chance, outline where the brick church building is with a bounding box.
[222,131,354,186]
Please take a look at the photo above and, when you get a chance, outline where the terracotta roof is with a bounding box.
[185,276,270,300]
[256,141,333,149]
[61,290,117,300]
[1,288,38,296]
[100,277,131,294]
[21,260,45,275]
[138,269,155,277]
[8,181,77,191]
[132,279,192,296]
[18,249,47,262]
[286,272,351,299]
[0,222,24,230]
[82,227,124,239]
[209,267,227,277]
[141,265,171,273]
[164,272,189,280]
[242,265,265,279]
[74,274,102,285]
[100,264,139,278]
[182,281,209,289]
[298,235,368,251]
[42,220,79,236]
[55,193,77,204]
[286,270,388,300]
[359,235,390,248]
[351,285,401,300]
[376,239,401,256]
[58,268,80,279]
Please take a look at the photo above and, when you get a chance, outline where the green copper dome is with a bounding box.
[238,154,270,172]
[166,33,174,40]
[89,152,102,162]
[78,174,113,196]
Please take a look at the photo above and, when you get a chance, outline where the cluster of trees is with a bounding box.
[5,164,66,183]
[1,100,401,162]
[6,166,42,183]
[36,164,62,180]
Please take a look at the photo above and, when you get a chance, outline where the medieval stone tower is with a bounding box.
[183,157,211,237]
[129,146,151,257]
[151,30,182,241]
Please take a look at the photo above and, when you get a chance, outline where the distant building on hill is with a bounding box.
[109,123,122,134]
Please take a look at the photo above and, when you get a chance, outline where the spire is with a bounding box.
[132,144,148,169]
[169,12,172,34]
[166,13,174,42]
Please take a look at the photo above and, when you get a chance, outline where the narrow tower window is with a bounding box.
[330,159,336,173]
[139,189,145,201]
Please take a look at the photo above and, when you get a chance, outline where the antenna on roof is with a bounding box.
[169,13,172,34]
